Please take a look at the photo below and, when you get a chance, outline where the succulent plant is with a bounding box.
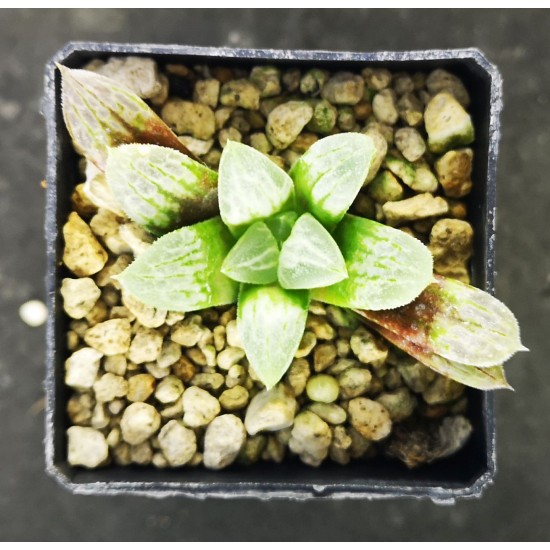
[60,66,526,391]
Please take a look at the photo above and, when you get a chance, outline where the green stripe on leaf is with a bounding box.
[106,144,218,236]
[290,133,375,231]
[313,214,433,310]
[238,284,310,389]
[116,217,238,312]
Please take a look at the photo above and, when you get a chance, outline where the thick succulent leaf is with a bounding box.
[238,284,310,389]
[264,211,298,246]
[362,322,512,390]
[106,144,218,236]
[59,65,196,170]
[221,221,279,285]
[278,213,347,290]
[116,217,238,312]
[312,214,433,310]
[290,133,375,231]
[218,141,294,237]
[357,275,526,367]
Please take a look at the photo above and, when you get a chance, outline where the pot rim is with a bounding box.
[43,43,501,501]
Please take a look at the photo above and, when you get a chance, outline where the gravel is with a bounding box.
[61,59,476,471]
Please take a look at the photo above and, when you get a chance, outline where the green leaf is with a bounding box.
[59,65,196,170]
[264,211,298,246]
[278,213,347,290]
[313,214,433,310]
[117,217,238,312]
[106,144,218,236]
[290,133,375,231]
[221,221,279,285]
[238,284,310,389]
[362,322,512,390]
[358,275,526,368]
[218,141,294,237]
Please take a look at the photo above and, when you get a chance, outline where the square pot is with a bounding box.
[43,42,502,500]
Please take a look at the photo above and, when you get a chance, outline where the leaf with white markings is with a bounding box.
[278,213,347,289]
[218,141,294,237]
[59,65,196,170]
[313,215,433,310]
[221,221,279,285]
[116,217,238,312]
[290,133,375,231]
[357,275,526,368]
[106,144,218,235]
[238,284,310,389]
[362,321,512,390]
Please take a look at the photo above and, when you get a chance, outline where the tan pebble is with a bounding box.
[127,373,156,402]
[313,342,337,372]
[171,355,197,383]
[203,415,246,469]
[182,386,220,428]
[244,385,297,436]
[348,397,392,441]
[83,318,131,355]
[93,373,128,402]
[103,354,127,376]
[288,411,332,467]
[161,99,215,140]
[155,375,184,404]
[63,212,108,277]
[60,277,101,319]
[65,347,103,390]
[67,392,94,426]
[67,426,108,468]
[120,402,161,445]
[158,420,197,466]
[128,326,163,364]
[219,385,249,410]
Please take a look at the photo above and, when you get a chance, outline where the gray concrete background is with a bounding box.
[0,8,548,541]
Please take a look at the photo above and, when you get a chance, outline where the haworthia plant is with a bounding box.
[60,65,525,390]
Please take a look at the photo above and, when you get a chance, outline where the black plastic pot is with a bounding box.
[43,43,502,501]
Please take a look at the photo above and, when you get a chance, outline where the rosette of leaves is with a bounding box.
[60,66,526,391]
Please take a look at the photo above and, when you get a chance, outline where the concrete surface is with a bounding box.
[0,8,548,541]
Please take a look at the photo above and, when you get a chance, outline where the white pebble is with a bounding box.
[19,300,48,327]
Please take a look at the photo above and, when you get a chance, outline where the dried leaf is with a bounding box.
[363,322,511,390]
[357,275,525,367]
[59,65,196,170]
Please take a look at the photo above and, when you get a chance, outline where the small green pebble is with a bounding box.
[306,374,339,403]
